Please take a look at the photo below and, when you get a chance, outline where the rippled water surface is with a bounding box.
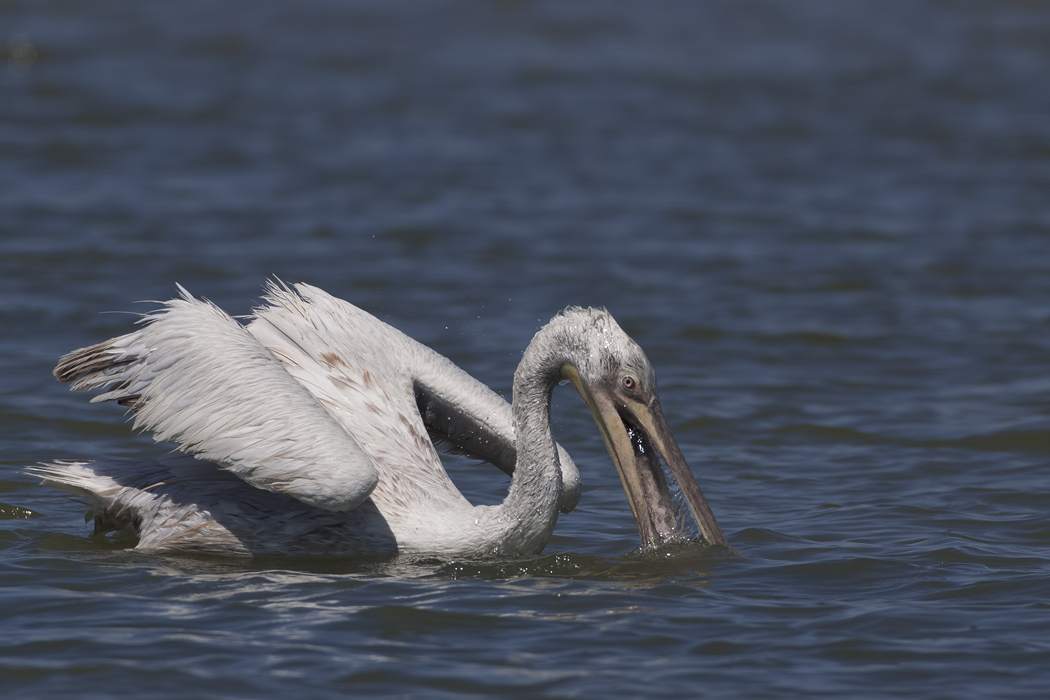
[3,1,1050,697]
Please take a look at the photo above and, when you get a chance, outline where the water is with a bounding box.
[3,0,1050,696]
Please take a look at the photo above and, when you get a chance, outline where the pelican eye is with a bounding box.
[621,374,637,391]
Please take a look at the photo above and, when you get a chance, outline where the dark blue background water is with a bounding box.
[3,1,1050,697]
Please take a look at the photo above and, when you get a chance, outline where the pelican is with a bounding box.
[28,281,725,556]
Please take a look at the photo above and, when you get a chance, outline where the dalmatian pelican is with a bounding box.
[28,281,726,556]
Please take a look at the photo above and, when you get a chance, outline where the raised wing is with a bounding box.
[54,287,379,512]
[249,282,581,513]
[245,281,467,510]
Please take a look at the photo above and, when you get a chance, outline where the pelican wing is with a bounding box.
[53,287,379,512]
[247,282,581,513]
[245,282,465,509]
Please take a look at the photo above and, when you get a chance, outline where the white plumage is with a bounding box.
[29,281,725,556]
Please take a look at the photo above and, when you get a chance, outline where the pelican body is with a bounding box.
[29,282,725,556]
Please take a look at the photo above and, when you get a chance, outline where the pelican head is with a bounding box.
[528,307,727,550]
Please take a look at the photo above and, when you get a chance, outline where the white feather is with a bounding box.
[57,287,379,512]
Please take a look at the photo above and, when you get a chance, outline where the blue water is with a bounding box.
[3,1,1050,697]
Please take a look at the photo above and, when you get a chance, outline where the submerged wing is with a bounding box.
[25,458,397,554]
[54,287,379,512]
[248,282,581,513]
